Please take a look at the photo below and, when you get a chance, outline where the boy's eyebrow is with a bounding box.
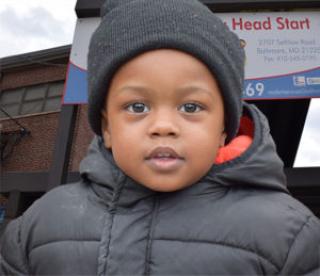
[117,85,155,95]
[176,85,215,98]
[117,85,215,97]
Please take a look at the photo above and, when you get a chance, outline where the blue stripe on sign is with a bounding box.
[63,62,88,104]
[243,67,320,100]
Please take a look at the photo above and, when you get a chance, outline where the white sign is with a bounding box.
[220,12,320,99]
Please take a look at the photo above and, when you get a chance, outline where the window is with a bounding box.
[0,81,64,119]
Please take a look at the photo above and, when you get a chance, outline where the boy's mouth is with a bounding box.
[145,147,184,172]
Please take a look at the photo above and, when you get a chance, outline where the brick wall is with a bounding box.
[1,112,60,171]
[1,62,95,174]
[1,64,67,172]
[1,104,95,173]
[1,65,67,91]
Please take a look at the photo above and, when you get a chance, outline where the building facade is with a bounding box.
[0,46,94,234]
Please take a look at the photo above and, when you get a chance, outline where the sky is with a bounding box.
[0,0,319,167]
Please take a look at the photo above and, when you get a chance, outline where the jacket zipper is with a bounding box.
[144,195,159,276]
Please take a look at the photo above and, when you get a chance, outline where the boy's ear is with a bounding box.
[101,109,112,149]
[220,131,227,147]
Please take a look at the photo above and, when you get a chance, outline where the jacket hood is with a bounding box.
[79,102,288,205]
[206,102,288,193]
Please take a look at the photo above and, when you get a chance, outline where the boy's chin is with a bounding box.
[137,179,194,193]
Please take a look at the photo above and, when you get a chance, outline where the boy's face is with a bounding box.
[102,49,226,192]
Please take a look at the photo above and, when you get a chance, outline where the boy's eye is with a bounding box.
[126,102,149,113]
[179,103,203,113]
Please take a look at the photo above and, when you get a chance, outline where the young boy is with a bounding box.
[1,0,320,275]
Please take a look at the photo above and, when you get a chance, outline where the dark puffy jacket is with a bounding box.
[1,103,320,275]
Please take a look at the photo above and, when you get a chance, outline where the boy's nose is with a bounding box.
[148,113,180,138]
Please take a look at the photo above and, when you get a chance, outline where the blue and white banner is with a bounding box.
[220,12,320,100]
[63,12,320,103]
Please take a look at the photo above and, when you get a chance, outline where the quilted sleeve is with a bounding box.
[279,215,320,276]
[0,217,29,275]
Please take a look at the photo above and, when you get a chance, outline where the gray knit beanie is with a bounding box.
[88,0,245,142]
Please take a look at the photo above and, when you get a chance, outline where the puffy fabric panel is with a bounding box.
[29,240,100,275]
[149,239,278,275]
[104,199,155,275]
[279,216,320,276]
[0,218,29,275]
